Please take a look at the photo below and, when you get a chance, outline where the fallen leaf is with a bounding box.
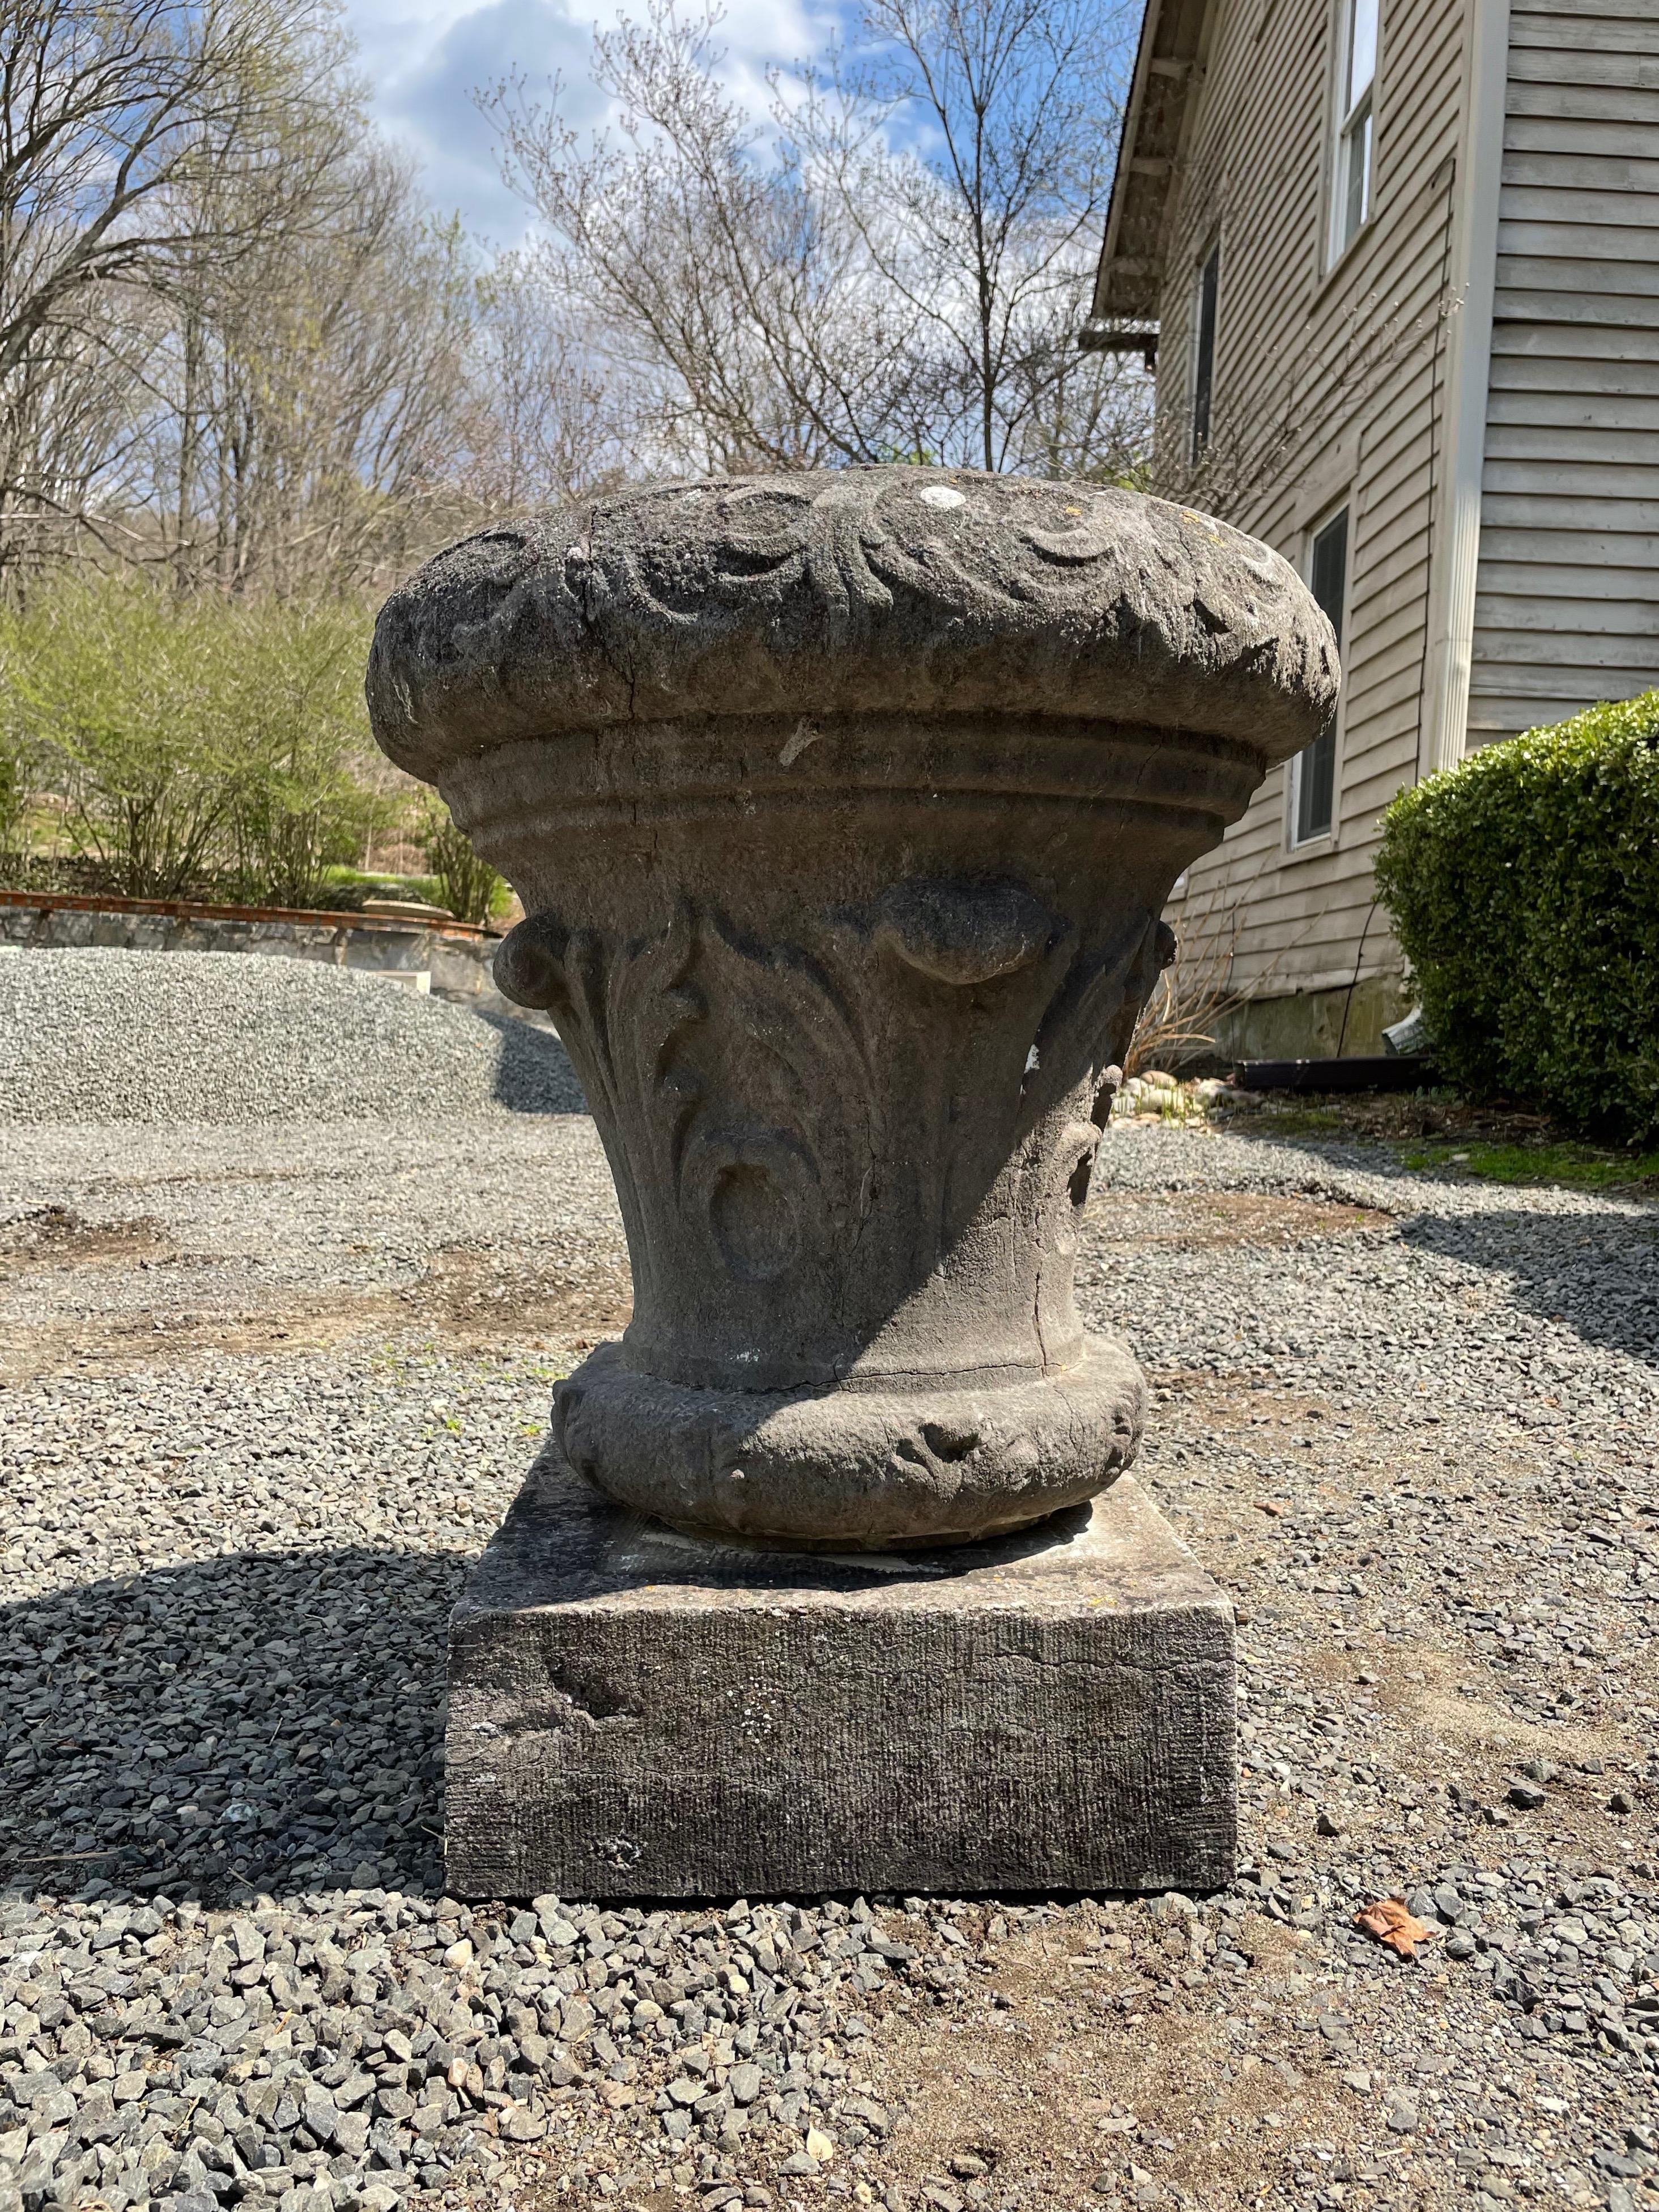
[1353,1900,1436,1959]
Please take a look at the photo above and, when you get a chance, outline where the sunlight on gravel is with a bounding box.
[0,950,582,1125]
[1,1104,1656,2212]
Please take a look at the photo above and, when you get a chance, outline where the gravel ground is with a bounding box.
[1,1086,1656,2212]
[0,951,581,1125]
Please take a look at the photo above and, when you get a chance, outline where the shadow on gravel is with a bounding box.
[476,1007,588,1114]
[1399,1207,1659,1366]
[0,1546,465,1908]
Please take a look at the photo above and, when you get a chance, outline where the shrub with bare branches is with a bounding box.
[1126,890,1270,1075]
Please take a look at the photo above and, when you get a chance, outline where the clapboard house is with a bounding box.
[1083,0,1658,1058]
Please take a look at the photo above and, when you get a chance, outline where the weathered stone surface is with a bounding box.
[552,1332,1145,1551]
[365,470,1337,767]
[368,467,1335,1549]
[445,1453,1237,1899]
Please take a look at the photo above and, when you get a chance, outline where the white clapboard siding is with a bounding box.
[1469,1,1659,745]
[1506,120,1659,158]
[1156,0,1467,1006]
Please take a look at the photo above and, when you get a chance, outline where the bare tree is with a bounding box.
[2,0,517,596]
[4,0,1146,613]
[793,0,1141,473]
[150,142,482,594]
[465,254,636,507]
[0,284,154,576]
[0,0,357,579]
[486,8,937,474]
[484,0,1150,482]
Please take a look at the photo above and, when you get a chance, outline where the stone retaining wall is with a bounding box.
[0,890,500,1003]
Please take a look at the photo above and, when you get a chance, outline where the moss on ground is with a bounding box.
[1395,1137,1659,1189]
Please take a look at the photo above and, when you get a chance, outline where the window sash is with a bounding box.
[1294,507,1349,844]
[1346,0,1379,112]
[1332,0,1377,257]
[1295,726,1338,844]
[1191,245,1219,460]
[1338,91,1374,250]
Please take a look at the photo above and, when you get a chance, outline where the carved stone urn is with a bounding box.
[368,467,1335,1551]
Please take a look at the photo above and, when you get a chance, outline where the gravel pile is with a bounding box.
[0,951,582,1125]
[1,1111,1657,2211]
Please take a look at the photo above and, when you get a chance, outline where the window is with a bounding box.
[1332,0,1378,258]
[1191,244,1219,460]
[1293,507,1348,844]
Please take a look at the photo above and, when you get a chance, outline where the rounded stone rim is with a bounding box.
[550,1333,1146,1551]
[367,466,1339,784]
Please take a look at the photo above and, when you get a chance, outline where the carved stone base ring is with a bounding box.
[369,467,1336,1551]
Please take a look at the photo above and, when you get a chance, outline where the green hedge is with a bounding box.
[1375,690,1659,1142]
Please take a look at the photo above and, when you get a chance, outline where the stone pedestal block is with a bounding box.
[446,1457,1236,1900]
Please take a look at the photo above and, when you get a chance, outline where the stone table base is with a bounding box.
[445,1456,1237,1900]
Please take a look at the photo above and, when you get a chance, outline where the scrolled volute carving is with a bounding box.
[494,911,570,1013]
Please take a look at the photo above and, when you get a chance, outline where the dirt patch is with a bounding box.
[1239,1626,1651,1883]
[1151,1371,1356,1430]
[414,1245,633,1350]
[0,1204,168,1266]
[0,1245,633,1382]
[1092,1191,1385,1249]
[685,1907,1386,2212]
[1142,1372,1376,1521]
[516,1899,1406,2212]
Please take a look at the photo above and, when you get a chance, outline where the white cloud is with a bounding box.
[342,0,837,245]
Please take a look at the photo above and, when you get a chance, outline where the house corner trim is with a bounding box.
[1419,0,1510,780]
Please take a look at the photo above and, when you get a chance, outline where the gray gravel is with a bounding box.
[0,951,582,1125]
[1,1098,1656,2212]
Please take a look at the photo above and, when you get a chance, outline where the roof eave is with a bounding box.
[1083,0,1213,335]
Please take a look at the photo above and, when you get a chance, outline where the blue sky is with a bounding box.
[342,0,835,244]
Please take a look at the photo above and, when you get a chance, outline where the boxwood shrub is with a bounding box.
[1374,690,1659,1142]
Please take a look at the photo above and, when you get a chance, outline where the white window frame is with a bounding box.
[1329,0,1379,265]
[1287,500,1351,852]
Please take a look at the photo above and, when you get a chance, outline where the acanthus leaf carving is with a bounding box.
[494,901,875,1301]
[495,877,1173,1399]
